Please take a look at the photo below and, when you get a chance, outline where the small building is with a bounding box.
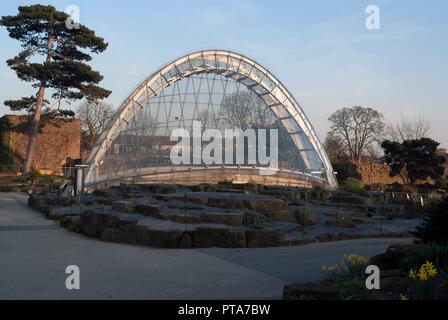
[0,115,81,174]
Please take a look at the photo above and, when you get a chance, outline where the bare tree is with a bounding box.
[77,101,114,150]
[386,114,432,143]
[219,91,276,130]
[324,133,348,163]
[328,106,385,164]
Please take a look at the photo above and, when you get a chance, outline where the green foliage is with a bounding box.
[331,162,362,183]
[402,244,448,272]
[405,261,443,300]
[413,197,448,245]
[0,4,111,112]
[341,179,365,194]
[4,95,49,112]
[321,270,365,300]
[335,277,364,300]
[322,254,368,281]
[381,138,445,185]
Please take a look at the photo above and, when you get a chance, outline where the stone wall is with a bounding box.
[356,152,448,186]
[0,115,81,174]
[356,162,404,185]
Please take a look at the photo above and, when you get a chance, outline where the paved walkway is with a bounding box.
[0,192,412,299]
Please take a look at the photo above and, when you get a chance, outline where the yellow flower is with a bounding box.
[358,257,368,264]
[427,267,438,278]
[417,268,429,281]
[343,254,368,265]
[408,269,416,280]
[415,261,439,281]
[322,265,336,272]
[421,261,438,278]
[400,294,409,301]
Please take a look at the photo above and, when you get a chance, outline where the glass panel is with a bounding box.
[94,72,325,183]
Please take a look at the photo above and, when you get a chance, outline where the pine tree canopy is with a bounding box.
[0,4,111,112]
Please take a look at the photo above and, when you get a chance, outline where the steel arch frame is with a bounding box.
[85,50,338,189]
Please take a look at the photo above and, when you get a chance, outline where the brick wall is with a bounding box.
[0,115,81,174]
[356,155,448,186]
[356,162,404,185]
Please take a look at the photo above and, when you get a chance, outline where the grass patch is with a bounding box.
[341,179,366,195]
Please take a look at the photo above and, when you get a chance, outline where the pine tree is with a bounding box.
[414,197,448,245]
[0,5,111,173]
[381,138,445,185]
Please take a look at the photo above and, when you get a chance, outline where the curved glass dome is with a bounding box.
[85,50,337,189]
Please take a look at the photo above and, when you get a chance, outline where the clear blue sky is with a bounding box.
[1,0,447,147]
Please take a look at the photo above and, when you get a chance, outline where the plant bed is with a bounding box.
[284,244,448,300]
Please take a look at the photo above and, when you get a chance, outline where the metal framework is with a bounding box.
[85,50,337,189]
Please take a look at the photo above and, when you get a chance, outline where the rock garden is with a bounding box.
[28,183,423,249]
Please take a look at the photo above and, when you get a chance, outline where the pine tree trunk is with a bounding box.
[23,36,53,174]
[89,133,94,151]
[23,85,46,174]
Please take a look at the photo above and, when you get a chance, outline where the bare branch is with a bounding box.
[386,114,432,142]
[328,106,385,164]
[76,100,114,150]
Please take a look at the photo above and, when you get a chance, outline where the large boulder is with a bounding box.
[178,233,192,248]
[249,199,288,213]
[112,200,136,213]
[200,212,244,226]
[28,195,44,209]
[188,196,209,206]
[146,229,182,248]
[189,228,245,248]
[67,216,82,232]
[100,228,136,244]
[207,197,243,209]
[117,224,150,245]
[80,212,120,238]
[47,207,64,220]
[171,214,202,224]
[60,216,82,233]
[295,207,319,225]
[135,204,161,218]
[27,195,50,215]
[246,230,282,247]
[118,216,139,228]
[60,216,72,228]
[264,210,297,223]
